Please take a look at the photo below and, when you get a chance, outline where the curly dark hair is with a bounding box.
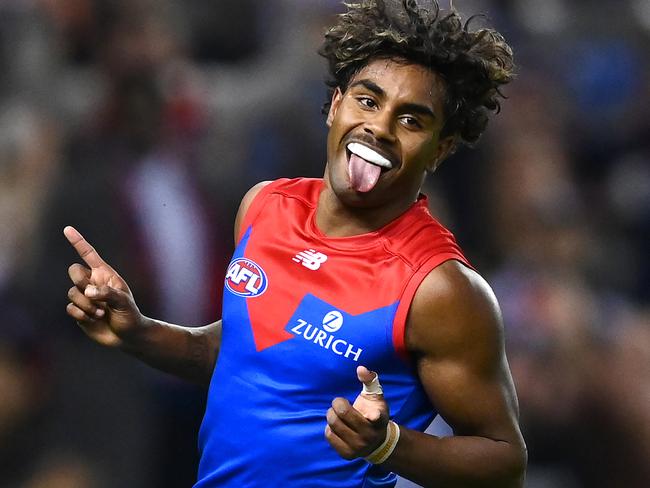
[319,0,514,147]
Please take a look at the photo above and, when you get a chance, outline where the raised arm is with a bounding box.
[64,225,221,385]
[64,182,271,385]
[386,260,526,487]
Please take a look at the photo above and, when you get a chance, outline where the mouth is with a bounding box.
[346,142,394,170]
[345,142,397,193]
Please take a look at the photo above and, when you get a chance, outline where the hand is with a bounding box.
[325,366,390,460]
[64,226,145,348]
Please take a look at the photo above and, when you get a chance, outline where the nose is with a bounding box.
[363,110,396,143]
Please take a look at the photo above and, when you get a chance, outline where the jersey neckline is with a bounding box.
[304,179,431,252]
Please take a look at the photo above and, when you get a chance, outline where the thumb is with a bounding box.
[357,365,383,397]
[353,366,388,423]
[85,284,131,312]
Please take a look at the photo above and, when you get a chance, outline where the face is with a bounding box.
[325,58,454,210]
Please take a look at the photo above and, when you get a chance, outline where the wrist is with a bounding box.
[119,315,155,352]
[365,421,401,464]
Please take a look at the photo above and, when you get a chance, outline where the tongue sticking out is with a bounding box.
[348,153,382,192]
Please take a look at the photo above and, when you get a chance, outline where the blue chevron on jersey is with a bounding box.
[285,294,399,364]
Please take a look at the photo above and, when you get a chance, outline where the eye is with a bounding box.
[400,115,422,129]
[357,96,377,109]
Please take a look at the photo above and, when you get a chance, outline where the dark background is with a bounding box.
[0,1,648,487]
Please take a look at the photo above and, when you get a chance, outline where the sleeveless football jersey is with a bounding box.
[195,178,470,487]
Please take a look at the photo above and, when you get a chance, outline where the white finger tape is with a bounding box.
[362,373,383,395]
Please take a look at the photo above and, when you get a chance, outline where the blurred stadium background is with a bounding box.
[0,0,648,487]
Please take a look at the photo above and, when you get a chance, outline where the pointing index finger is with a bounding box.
[63,226,107,269]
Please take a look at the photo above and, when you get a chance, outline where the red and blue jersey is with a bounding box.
[195,178,469,487]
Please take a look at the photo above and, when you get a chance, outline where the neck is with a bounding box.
[315,180,419,238]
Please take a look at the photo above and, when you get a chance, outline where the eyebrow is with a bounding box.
[348,79,437,120]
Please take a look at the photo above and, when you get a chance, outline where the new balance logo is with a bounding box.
[292,249,328,270]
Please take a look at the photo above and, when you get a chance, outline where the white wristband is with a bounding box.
[364,421,400,464]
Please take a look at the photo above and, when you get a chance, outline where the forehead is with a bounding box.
[349,58,446,108]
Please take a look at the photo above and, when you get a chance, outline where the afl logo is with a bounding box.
[225,258,268,297]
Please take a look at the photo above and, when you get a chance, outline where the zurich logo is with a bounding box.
[322,311,344,333]
[225,258,268,297]
[288,309,362,361]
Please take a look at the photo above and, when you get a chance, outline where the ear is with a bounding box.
[426,135,457,173]
[326,87,344,128]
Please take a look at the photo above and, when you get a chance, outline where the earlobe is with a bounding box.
[326,87,343,127]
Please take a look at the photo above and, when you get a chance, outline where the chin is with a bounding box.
[334,180,389,210]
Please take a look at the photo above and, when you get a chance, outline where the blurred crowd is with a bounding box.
[0,1,647,487]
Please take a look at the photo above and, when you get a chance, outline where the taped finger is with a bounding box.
[362,372,383,396]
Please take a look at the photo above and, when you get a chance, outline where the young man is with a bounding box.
[65,1,526,486]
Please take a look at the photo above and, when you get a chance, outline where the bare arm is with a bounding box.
[123,318,222,386]
[325,260,526,487]
[384,260,526,487]
[64,181,271,386]
[64,225,220,386]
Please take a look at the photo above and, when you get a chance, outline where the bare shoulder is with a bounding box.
[405,259,503,362]
[237,180,274,217]
[233,181,274,243]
